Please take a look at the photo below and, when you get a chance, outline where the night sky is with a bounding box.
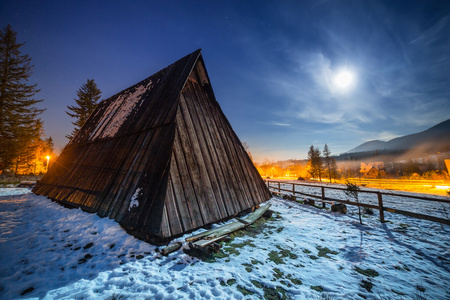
[1,0,449,162]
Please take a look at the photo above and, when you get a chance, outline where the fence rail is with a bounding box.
[265,180,450,226]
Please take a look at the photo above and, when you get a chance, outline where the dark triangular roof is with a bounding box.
[33,50,271,243]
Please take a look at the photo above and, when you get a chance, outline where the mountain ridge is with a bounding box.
[346,119,450,154]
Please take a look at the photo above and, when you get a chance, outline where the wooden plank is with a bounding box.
[204,94,258,209]
[132,125,176,232]
[172,127,204,229]
[168,152,197,231]
[186,204,271,242]
[160,202,172,238]
[383,208,450,225]
[164,173,184,235]
[175,106,216,225]
[207,93,270,204]
[203,106,250,212]
[107,129,160,219]
[97,129,156,218]
[191,235,226,248]
[243,204,271,224]
[180,81,229,218]
[187,86,240,215]
[177,93,221,223]
[80,139,122,209]
[186,222,246,243]
[180,87,228,217]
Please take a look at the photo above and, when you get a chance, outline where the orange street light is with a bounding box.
[46,155,50,172]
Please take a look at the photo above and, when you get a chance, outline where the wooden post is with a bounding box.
[321,187,325,208]
[278,181,281,192]
[292,183,295,196]
[377,192,385,223]
[161,242,182,256]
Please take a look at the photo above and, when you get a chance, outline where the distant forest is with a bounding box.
[255,148,450,181]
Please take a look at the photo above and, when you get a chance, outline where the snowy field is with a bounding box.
[272,182,450,220]
[0,188,449,299]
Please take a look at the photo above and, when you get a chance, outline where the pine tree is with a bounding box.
[0,25,44,172]
[307,145,323,180]
[314,147,323,181]
[307,145,317,179]
[65,79,101,140]
[323,144,333,183]
[330,157,338,181]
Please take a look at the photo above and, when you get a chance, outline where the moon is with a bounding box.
[334,70,355,89]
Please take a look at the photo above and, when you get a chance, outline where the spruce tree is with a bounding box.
[0,25,44,172]
[323,144,333,183]
[330,157,338,181]
[65,79,101,140]
[307,145,323,180]
[314,147,323,181]
[307,145,317,179]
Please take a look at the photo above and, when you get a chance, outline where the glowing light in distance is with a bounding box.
[436,185,450,190]
[334,70,355,89]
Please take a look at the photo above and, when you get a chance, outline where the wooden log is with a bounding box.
[161,242,182,256]
[186,222,246,243]
[186,204,272,243]
[191,235,227,248]
[235,217,250,225]
[243,204,271,224]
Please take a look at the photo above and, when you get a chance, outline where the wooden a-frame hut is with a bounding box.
[33,49,271,243]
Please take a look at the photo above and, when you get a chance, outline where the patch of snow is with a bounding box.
[128,188,141,211]
[0,187,31,197]
[0,188,448,299]
[89,80,153,141]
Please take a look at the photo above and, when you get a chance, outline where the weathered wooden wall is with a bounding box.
[33,49,270,243]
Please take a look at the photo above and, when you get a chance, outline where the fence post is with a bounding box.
[377,192,385,223]
[321,187,325,208]
[278,181,281,193]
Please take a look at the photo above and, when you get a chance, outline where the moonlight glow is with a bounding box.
[334,70,355,89]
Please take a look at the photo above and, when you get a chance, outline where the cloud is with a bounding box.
[366,131,400,142]
[267,122,291,127]
[409,16,449,47]
[259,50,384,128]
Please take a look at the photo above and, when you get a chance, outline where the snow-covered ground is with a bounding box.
[0,188,449,299]
[274,182,450,220]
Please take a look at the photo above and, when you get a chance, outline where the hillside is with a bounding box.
[347,118,450,154]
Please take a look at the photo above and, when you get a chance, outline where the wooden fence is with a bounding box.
[265,180,450,226]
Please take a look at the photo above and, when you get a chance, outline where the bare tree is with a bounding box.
[345,181,363,224]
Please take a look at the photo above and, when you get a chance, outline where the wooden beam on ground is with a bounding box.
[190,235,227,248]
[160,242,182,256]
[185,221,245,243]
[235,217,250,225]
[185,204,271,243]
